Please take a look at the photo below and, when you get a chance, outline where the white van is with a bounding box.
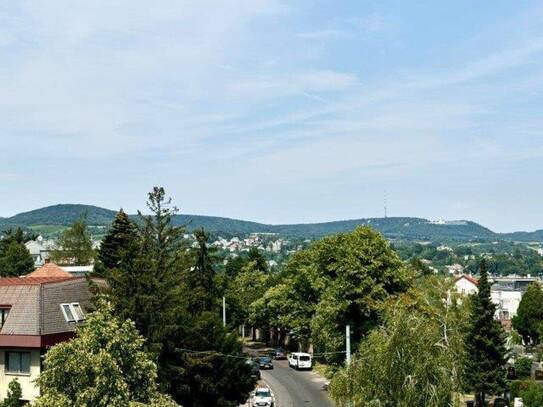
[288,352,312,370]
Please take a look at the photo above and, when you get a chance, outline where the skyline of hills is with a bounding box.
[1,204,542,242]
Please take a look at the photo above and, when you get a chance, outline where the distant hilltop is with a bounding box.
[1,204,542,243]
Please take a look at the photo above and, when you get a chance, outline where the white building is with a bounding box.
[25,236,55,267]
[456,275,540,321]
[455,275,479,296]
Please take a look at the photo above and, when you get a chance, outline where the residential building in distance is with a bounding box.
[0,262,104,402]
[24,236,55,267]
[455,274,541,325]
[454,274,479,296]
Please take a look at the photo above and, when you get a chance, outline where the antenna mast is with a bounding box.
[384,191,388,218]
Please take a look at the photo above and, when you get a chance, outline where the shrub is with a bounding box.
[515,356,533,379]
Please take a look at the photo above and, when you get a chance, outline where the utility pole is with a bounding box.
[346,325,351,366]
[222,296,226,327]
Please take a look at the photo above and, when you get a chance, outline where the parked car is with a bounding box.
[271,348,287,360]
[246,359,261,380]
[257,356,274,370]
[288,352,312,370]
[251,387,275,407]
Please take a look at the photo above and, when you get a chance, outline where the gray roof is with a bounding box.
[0,278,104,336]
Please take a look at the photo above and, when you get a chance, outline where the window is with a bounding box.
[0,308,10,329]
[60,303,85,322]
[6,352,31,374]
[71,303,85,321]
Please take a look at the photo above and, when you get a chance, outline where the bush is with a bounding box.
[2,379,22,407]
[515,356,533,379]
[520,381,543,407]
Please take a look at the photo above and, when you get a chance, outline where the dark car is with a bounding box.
[246,359,261,380]
[271,348,287,360]
[258,356,274,370]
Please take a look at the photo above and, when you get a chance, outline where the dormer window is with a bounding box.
[60,303,85,322]
[0,307,10,329]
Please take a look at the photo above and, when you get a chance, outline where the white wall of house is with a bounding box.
[491,290,522,320]
[0,349,41,401]
[455,277,478,296]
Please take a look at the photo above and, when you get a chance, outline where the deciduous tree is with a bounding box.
[50,217,95,265]
[34,301,178,407]
[513,282,543,345]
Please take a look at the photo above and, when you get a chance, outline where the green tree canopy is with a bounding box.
[513,282,543,345]
[105,187,255,406]
[50,217,95,266]
[0,240,34,277]
[330,277,467,407]
[256,226,412,361]
[464,260,508,406]
[34,300,178,407]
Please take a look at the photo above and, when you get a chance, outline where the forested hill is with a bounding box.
[0,204,541,242]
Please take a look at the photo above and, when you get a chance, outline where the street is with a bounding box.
[242,358,334,407]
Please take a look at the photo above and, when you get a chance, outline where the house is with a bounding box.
[446,264,465,275]
[24,237,55,267]
[0,262,103,402]
[455,274,540,322]
[454,274,479,296]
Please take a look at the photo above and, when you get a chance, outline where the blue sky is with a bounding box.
[1,0,543,232]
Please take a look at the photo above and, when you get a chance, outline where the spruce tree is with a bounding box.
[0,228,35,277]
[464,260,507,406]
[105,188,255,406]
[189,228,219,314]
[107,187,188,356]
[95,209,138,274]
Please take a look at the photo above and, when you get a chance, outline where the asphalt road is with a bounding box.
[256,360,334,407]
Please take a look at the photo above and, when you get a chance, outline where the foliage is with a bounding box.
[330,276,467,407]
[464,260,508,406]
[165,311,255,407]
[0,241,34,277]
[50,216,95,265]
[513,283,543,345]
[226,260,270,329]
[104,188,255,406]
[96,209,138,271]
[512,381,543,407]
[2,379,22,407]
[188,229,219,314]
[514,356,533,379]
[250,227,412,358]
[284,227,411,361]
[34,300,178,407]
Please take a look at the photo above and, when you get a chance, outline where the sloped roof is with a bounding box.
[25,262,74,279]
[0,277,74,286]
[456,274,479,286]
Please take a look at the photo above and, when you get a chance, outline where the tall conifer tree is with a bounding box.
[464,260,507,406]
[96,209,137,271]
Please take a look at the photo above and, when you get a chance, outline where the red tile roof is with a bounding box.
[456,274,479,286]
[0,277,74,286]
[25,262,74,279]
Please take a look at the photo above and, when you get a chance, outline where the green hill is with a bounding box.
[0,203,540,242]
[5,204,117,226]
